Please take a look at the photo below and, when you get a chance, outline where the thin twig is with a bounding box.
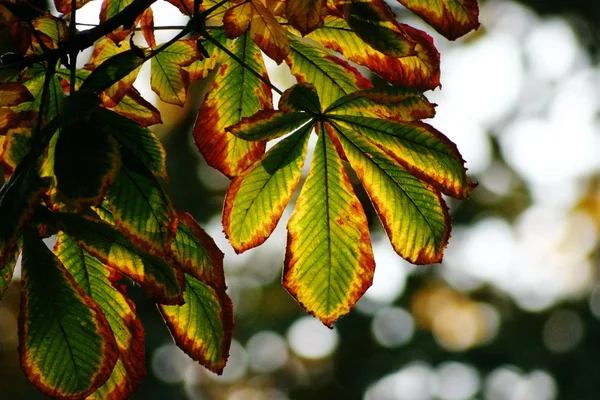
[202,29,283,95]
[69,0,78,95]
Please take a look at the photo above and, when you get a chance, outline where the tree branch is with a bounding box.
[0,0,156,71]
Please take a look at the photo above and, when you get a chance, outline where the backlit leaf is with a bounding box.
[84,38,144,107]
[223,0,290,64]
[54,234,145,399]
[325,85,436,122]
[99,0,137,42]
[150,40,199,106]
[54,0,93,13]
[107,89,163,127]
[338,0,415,57]
[329,115,473,198]
[307,16,440,90]
[397,0,479,40]
[92,107,167,180]
[19,231,119,398]
[80,50,146,98]
[105,165,178,256]
[193,33,272,178]
[19,66,65,119]
[286,37,371,108]
[159,274,233,373]
[278,82,322,113]
[0,127,32,176]
[54,120,121,208]
[140,7,156,48]
[331,121,451,263]
[57,213,184,305]
[169,212,226,288]
[283,128,374,327]
[286,0,326,35]
[186,31,231,83]
[227,110,312,141]
[224,125,312,252]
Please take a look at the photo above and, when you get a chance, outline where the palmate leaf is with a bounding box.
[84,38,145,106]
[338,0,415,58]
[223,0,290,64]
[286,37,372,108]
[54,233,145,399]
[99,0,137,42]
[19,231,119,398]
[150,40,199,106]
[106,88,163,127]
[57,213,184,305]
[397,0,479,40]
[224,124,312,252]
[284,127,375,327]
[330,122,450,263]
[160,213,233,373]
[226,83,472,324]
[193,33,273,178]
[186,30,231,83]
[307,16,440,90]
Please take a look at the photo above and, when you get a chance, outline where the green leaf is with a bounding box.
[92,107,167,180]
[105,165,178,256]
[106,88,163,127]
[159,274,233,374]
[54,233,145,399]
[278,83,322,114]
[19,66,65,120]
[286,37,371,108]
[396,0,479,40]
[325,85,436,122]
[193,33,272,178]
[169,212,226,288]
[54,119,121,208]
[339,0,415,57]
[307,16,440,90]
[224,125,312,252]
[227,110,312,141]
[57,213,184,305]
[19,231,119,398]
[331,121,451,263]
[283,128,374,327]
[79,50,146,97]
[0,127,32,176]
[329,115,473,198]
[150,40,199,106]
[0,166,49,265]
[186,30,231,83]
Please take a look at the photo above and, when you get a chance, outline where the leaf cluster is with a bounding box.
[0,0,479,397]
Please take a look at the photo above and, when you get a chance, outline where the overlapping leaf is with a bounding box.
[223,0,289,63]
[0,241,19,299]
[337,0,415,57]
[226,83,472,324]
[105,165,178,256]
[160,213,233,373]
[150,40,199,106]
[99,0,137,42]
[224,123,312,252]
[186,31,231,83]
[54,120,121,208]
[19,231,119,398]
[286,0,326,35]
[57,213,184,305]
[0,83,33,107]
[84,38,144,107]
[397,0,479,40]
[286,37,372,108]
[54,233,145,399]
[193,33,273,178]
[307,16,440,90]
[283,128,375,327]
